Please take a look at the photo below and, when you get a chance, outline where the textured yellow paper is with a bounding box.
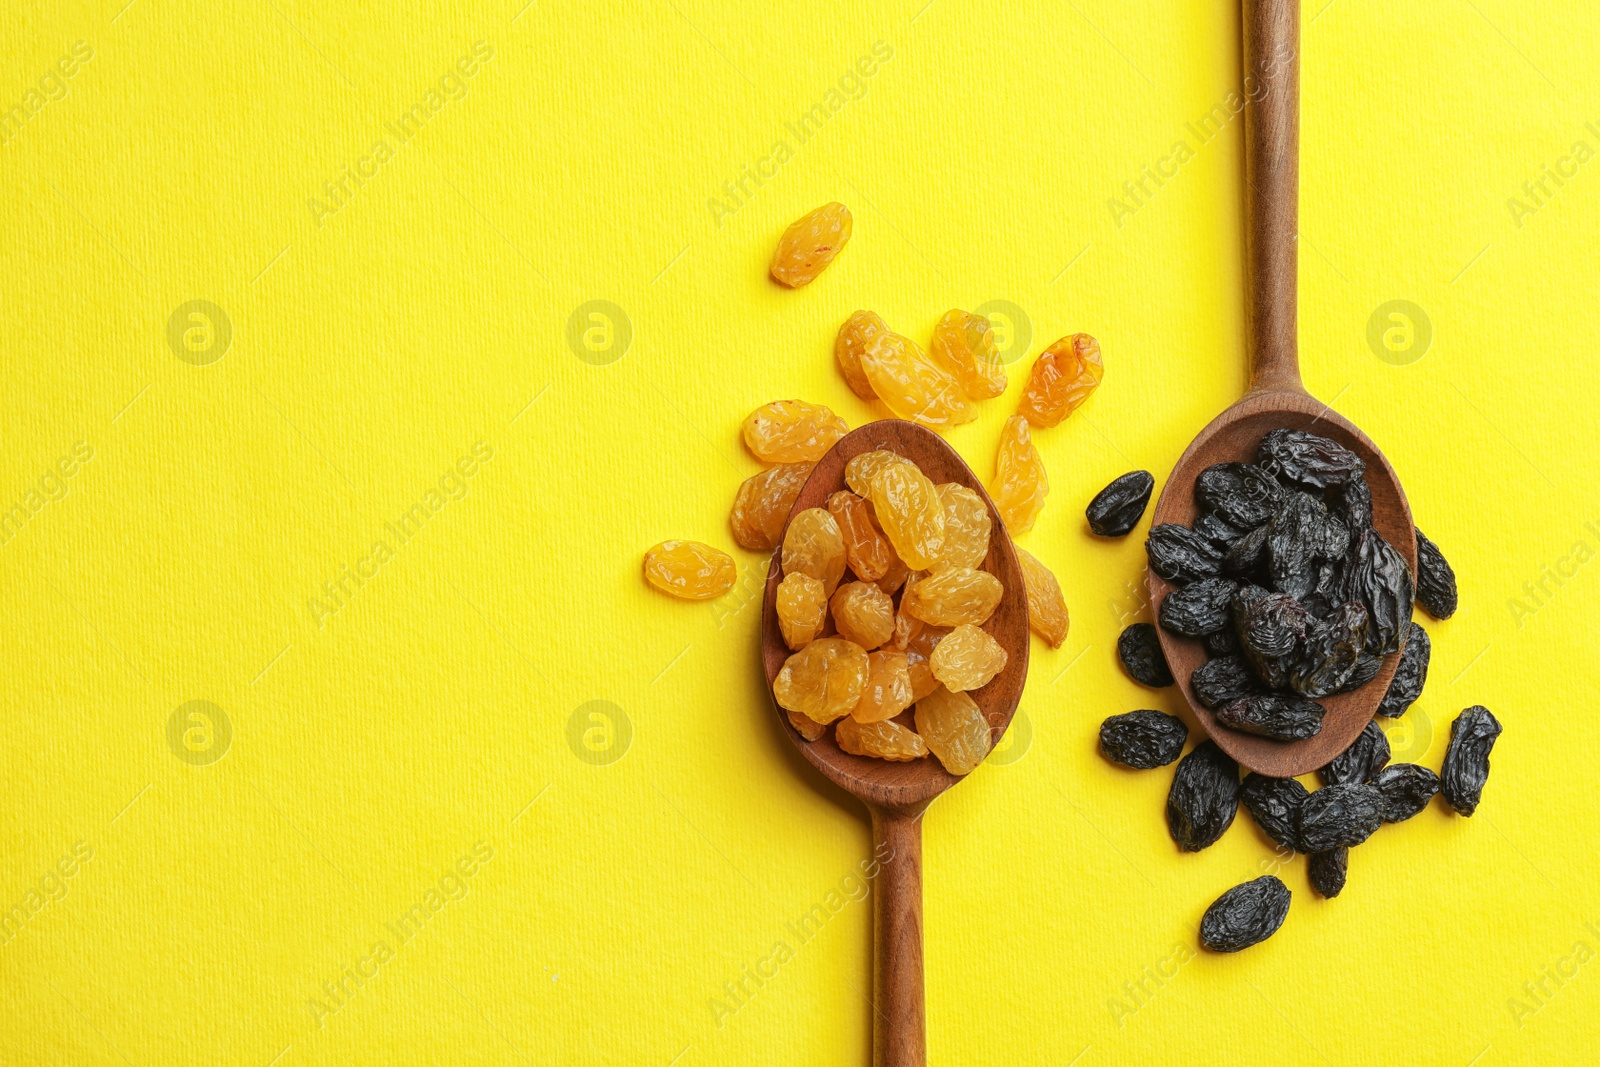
[2,1,1598,1064]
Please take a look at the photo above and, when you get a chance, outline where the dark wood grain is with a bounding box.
[760,419,1029,1067]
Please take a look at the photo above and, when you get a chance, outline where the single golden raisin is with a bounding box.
[742,400,849,464]
[1018,333,1103,427]
[770,202,852,287]
[642,540,737,599]
[929,623,1009,692]
[781,507,847,594]
[929,309,1006,400]
[730,462,813,550]
[845,450,914,498]
[904,624,950,701]
[773,637,869,723]
[1016,546,1069,648]
[915,687,992,775]
[902,566,1004,627]
[836,715,929,761]
[788,708,827,741]
[835,311,887,400]
[827,490,891,582]
[860,331,976,428]
[851,650,914,723]
[830,580,896,650]
[868,460,946,570]
[776,572,829,650]
[993,415,1049,533]
[935,483,991,569]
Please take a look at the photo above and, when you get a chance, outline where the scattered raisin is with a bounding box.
[1376,622,1429,717]
[642,540,737,600]
[928,309,1006,400]
[1018,333,1103,427]
[770,202,851,287]
[1373,763,1440,823]
[1086,471,1154,537]
[1167,740,1240,852]
[1117,622,1173,687]
[1199,875,1290,952]
[1240,774,1308,852]
[861,331,975,428]
[992,415,1049,533]
[1098,711,1187,769]
[835,310,887,400]
[1307,849,1348,898]
[1415,529,1458,619]
[1319,720,1390,786]
[1016,547,1069,648]
[1297,783,1383,852]
[1441,706,1501,816]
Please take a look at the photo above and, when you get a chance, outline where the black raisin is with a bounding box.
[1332,653,1383,695]
[1257,428,1365,489]
[1441,705,1501,816]
[1373,763,1441,822]
[1319,720,1391,785]
[1376,622,1429,717]
[1302,560,1348,618]
[1240,774,1308,852]
[1337,478,1373,534]
[1289,601,1369,699]
[1204,628,1240,656]
[1348,527,1414,655]
[1223,523,1269,579]
[1158,576,1239,637]
[1195,462,1284,529]
[1232,586,1310,689]
[1307,849,1348,898]
[1145,523,1224,582]
[1199,875,1291,952]
[1086,470,1155,537]
[1297,782,1383,851]
[1117,622,1173,687]
[1099,710,1188,769]
[1215,693,1325,741]
[1166,740,1240,852]
[1193,510,1244,547]
[1415,529,1458,619]
[1191,654,1261,709]
[1266,493,1346,600]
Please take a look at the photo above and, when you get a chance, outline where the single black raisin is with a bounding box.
[1158,576,1239,637]
[1232,587,1310,689]
[1223,523,1270,579]
[1307,849,1348,898]
[1145,523,1225,582]
[1117,623,1174,687]
[1216,693,1325,741]
[1415,529,1458,619]
[1240,774,1308,852]
[1086,471,1155,537]
[1348,527,1414,655]
[1298,782,1383,851]
[1199,875,1291,952]
[1335,653,1383,695]
[1319,720,1391,785]
[1195,462,1284,529]
[1376,622,1429,717]
[1167,740,1240,852]
[1257,428,1366,489]
[1441,705,1501,816]
[1337,478,1373,534]
[1373,763,1441,822]
[1205,627,1240,656]
[1289,601,1369,698]
[1193,510,1244,547]
[1266,493,1347,600]
[1191,654,1261,709]
[1099,710,1188,769]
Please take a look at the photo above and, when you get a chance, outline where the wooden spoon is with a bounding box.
[1147,0,1417,778]
[761,420,1030,1067]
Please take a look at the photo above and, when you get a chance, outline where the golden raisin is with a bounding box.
[876,550,911,596]
[929,309,1006,400]
[742,400,849,464]
[902,566,1004,627]
[835,311,887,400]
[836,716,928,761]
[781,507,847,594]
[770,202,852,287]
[642,540,737,599]
[915,687,992,775]
[773,638,869,723]
[845,450,915,497]
[830,581,896,650]
[903,624,950,701]
[827,490,891,582]
[868,460,946,570]
[935,483,991,569]
[1018,333,1103,427]
[1016,546,1069,648]
[851,650,914,723]
[860,331,976,428]
[891,604,922,651]
[730,463,813,550]
[993,415,1049,533]
[788,708,827,741]
[929,623,1009,692]
[776,572,829,650]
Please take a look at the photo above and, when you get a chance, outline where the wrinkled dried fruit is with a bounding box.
[1204,627,1240,656]
[1232,587,1310,689]
[903,624,948,701]
[1215,693,1325,741]
[830,581,896,650]
[1224,523,1270,579]
[851,650,915,723]
[787,708,828,741]
[1016,547,1069,648]
[642,540,737,599]
[1415,529,1458,619]
[861,331,975,428]
[776,572,829,650]
[1117,622,1173,687]
[1336,653,1383,695]
[1099,711,1187,769]
[1441,705,1501,816]
[1377,621,1429,717]
[875,549,911,596]
[1320,720,1391,786]
[1373,763,1440,822]
[1289,601,1368,698]
[1193,511,1243,547]
[1348,527,1414,655]
[836,715,928,761]
[915,687,992,774]
[1018,333,1103,427]
[902,566,1003,627]
[993,415,1049,533]
[1266,492,1348,600]
[731,462,813,550]
[770,202,851,287]
[1086,470,1154,537]
[1146,523,1225,582]
[891,604,922,650]
[1196,463,1284,530]
[1240,774,1308,852]
[1337,478,1373,533]
[1307,849,1348,898]
[868,459,947,570]
[828,490,892,583]
[929,309,1006,399]
[1257,428,1365,489]
[1297,783,1383,851]
[845,450,914,498]
[773,638,870,724]
[782,507,847,594]
[1158,577,1239,637]
[742,400,848,464]
[930,623,1007,692]
[835,310,888,400]
[1191,654,1261,709]
[1200,876,1290,952]
[1167,740,1240,852]
[935,483,991,569]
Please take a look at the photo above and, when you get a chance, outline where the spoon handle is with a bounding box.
[1244,0,1304,394]
[871,809,925,1066]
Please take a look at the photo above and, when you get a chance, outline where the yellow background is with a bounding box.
[2,0,1597,1063]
